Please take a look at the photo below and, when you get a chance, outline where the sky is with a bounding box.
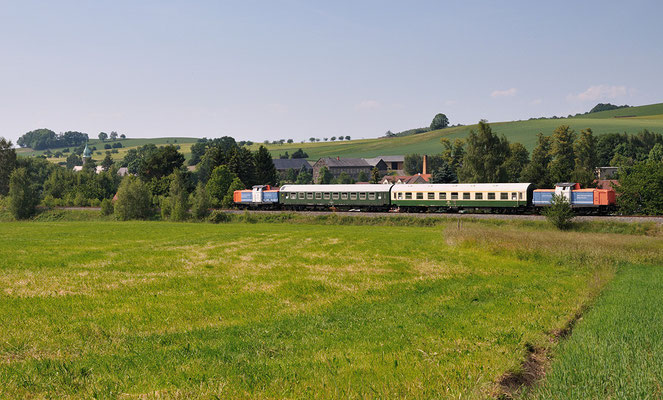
[1,0,662,144]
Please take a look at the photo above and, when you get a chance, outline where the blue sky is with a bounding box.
[1,0,662,144]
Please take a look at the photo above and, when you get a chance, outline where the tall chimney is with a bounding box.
[337,156,340,160]
[422,154,428,175]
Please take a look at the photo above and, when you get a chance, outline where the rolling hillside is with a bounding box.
[15,103,663,164]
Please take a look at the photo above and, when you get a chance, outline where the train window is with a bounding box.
[323,193,330,199]
[476,193,483,200]
[463,193,470,200]
[315,192,322,199]
[405,193,412,200]
[511,192,517,200]
[427,192,435,200]
[298,192,305,199]
[359,193,367,200]
[500,193,508,200]
[397,192,403,200]
[341,193,348,200]
[440,193,447,200]
[519,192,523,200]
[332,193,339,200]
[378,194,382,200]
[488,193,495,200]
[416,192,424,200]
[307,193,313,199]
[350,193,357,200]
[368,193,376,200]
[451,192,458,200]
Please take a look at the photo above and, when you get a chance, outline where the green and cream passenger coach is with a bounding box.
[391,183,534,211]
[280,184,391,211]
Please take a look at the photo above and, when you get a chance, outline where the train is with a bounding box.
[233,182,617,214]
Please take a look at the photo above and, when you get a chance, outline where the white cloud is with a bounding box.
[567,85,628,102]
[355,100,381,111]
[266,103,288,114]
[491,88,517,98]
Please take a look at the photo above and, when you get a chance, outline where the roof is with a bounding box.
[272,158,313,170]
[315,157,371,168]
[381,174,431,184]
[280,184,391,193]
[391,183,534,192]
[375,155,405,163]
[82,144,92,157]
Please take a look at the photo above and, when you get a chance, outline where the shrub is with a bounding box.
[169,171,189,221]
[100,198,114,216]
[208,210,232,223]
[9,168,39,219]
[114,176,153,220]
[191,182,211,220]
[160,196,171,220]
[542,194,575,230]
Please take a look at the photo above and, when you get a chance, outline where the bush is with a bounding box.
[542,194,575,230]
[9,168,39,219]
[191,182,211,219]
[160,196,171,220]
[100,198,114,216]
[114,176,153,220]
[208,210,232,223]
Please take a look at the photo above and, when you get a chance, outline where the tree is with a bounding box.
[168,171,189,221]
[521,133,553,188]
[549,125,576,183]
[295,166,312,184]
[345,136,351,141]
[430,160,458,183]
[254,145,278,185]
[206,165,237,206]
[8,168,38,219]
[0,137,17,196]
[17,129,88,150]
[615,160,663,215]
[287,139,294,144]
[291,148,309,159]
[109,131,118,141]
[222,177,245,208]
[357,171,368,182]
[284,168,298,183]
[458,121,509,183]
[430,113,450,130]
[228,147,256,187]
[503,143,530,182]
[190,182,211,219]
[572,128,598,187]
[331,136,337,141]
[542,194,575,230]
[140,145,184,180]
[371,167,381,184]
[317,166,333,184]
[120,134,126,139]
[114,176,153,220]
[279,152,289,159]
[101,154,115,171]
[439,138,465,173]
[404,154,423,175]
[98,132,108,142]
[648,143,663,162]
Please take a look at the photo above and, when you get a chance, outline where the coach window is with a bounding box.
[323,193,330,200]
[451,192,458,200]
[500,192,508,200]
[359,193,367,200]
[307,192,313,200]
[405,192,412,200]
[511,192,517,200]
[332,193,340,200]
[397,192,403,200]
[463,193,470,200]
[440,193,447,200]
[298,192,305,199]
[350,193,357,200]
[519,192,523,200]
[476,193,483,200]
[341,193,348,200]
[488,192,495,200]
[368,193,376,200]
[427,192,435,200]
[315,192,322,199]
[416,192,424,200]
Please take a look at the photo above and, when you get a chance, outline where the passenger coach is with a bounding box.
[279,184,391,211]
[391,183,534,211]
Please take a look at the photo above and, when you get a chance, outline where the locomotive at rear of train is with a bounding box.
[234,182,617,213]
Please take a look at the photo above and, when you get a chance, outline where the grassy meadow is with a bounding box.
[1,218,661,398]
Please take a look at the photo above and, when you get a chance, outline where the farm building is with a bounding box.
[365,155,404,171]
[313,157,382,181]
[272,158,313,177]
[380,173,431,184]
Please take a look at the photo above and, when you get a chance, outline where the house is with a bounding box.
[272,158,313,176]
[380,173,431,184]
[596,167,618,180]
[365,155,404,171]
[313,157,373,182]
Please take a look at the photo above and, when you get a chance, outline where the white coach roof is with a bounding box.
[280,184,392,193]
[391,183,534,192]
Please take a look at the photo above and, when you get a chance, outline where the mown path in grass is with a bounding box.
[524,264,663,399]
[0,221,660,398]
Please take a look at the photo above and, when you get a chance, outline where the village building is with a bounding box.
[312,157,379,182]
[365,155,404,171]
[272,158,313,178]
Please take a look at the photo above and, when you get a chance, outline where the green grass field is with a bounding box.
[0,219,661,398]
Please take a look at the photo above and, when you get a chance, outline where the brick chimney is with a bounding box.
[422,154,428,175]
[337,156,340,160]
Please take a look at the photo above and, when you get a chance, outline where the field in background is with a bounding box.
[13,103,663,162]
[1,220,661,398]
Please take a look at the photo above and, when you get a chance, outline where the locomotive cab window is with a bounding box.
[451,192,458,200]
[475,193,483,200]
[405,193,412,200]
[500,193,508,200]
[332,193,339,200]
[463,193,470,200]
[416,192,423,200]
[427,192,435,200]
[488,192,495,200]
[341,193,348,200]
[323,193,330,200]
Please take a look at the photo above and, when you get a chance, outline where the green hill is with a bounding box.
[16,103,663,163]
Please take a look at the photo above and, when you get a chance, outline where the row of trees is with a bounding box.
[17,129,127,150]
